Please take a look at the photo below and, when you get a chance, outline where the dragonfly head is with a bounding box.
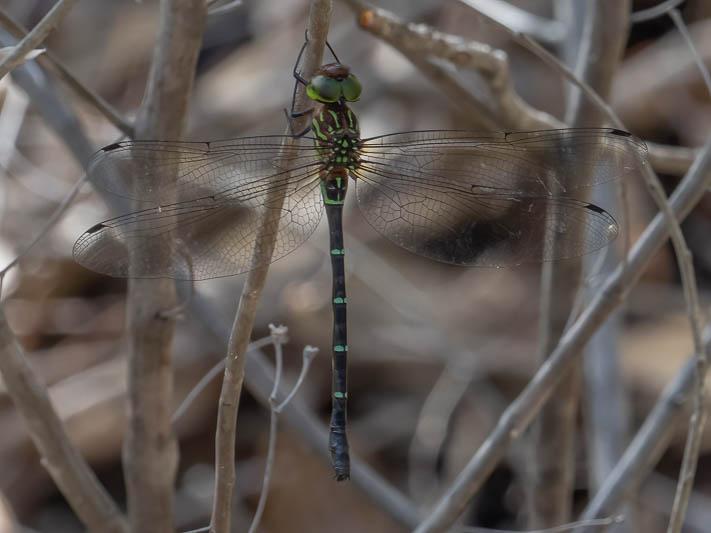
[307,63,362,103]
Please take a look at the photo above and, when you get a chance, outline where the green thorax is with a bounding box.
[312,101,360,206]
[311,101,361,171]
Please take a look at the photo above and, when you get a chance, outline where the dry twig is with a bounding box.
[0,7,133,137]
[664,9,711,533]
[346,0,696,176]
[411,133,711,533]
[122,1,206,532]
[0,312,128,533]
[209,2,332,532]
[0,0,79,80]
[530,2,631,528]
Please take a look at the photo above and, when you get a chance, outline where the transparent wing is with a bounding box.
[355,128,647,266]
[84,135,324,203]
[74,136,325,280]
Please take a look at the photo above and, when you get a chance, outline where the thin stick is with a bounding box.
[209,2,332,532]
[578,329,709,527]
[247,325,288,533]
[529,2,631,527]
[665,9,710,533]
[0,173,87,277]
[172,336,273,424]
[0,0,79,80]
[647,142,696,176]
[459,514,623,533]
[630,0,685,23]
[0,7,134,137]
[207,0,243,17]
[275,345,318,413]
[0,311,129,533]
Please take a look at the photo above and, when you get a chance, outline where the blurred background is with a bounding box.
[0,0,709,532]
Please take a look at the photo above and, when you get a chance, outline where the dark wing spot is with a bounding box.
[609,129,631,137]
[86,222,107,234]
[585,203,606,214]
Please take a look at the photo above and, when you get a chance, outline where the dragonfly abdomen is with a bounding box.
[319,167,351,481]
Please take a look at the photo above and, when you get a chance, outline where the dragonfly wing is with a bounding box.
[354,128,644,266]
[354,173,617,266]
[73,166,323,280]
[86,135,323,203]
[359,128,647,194]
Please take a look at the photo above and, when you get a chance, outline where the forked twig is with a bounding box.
[172,336,274,424]
[248,327,317,533]
[344,0,558,130]
[191,289,422,527]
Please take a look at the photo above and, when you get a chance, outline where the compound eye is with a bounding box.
[341,74,362,102]
[307,75,341,103]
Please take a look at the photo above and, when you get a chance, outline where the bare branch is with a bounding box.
[172,336,273,424]
[122,1,206,532]
[346,0,558,130]
[0,311,128,533]
[0,0,79,80]
[529,2,631,528]
[647,142,697,176]
[411,134,711,532]
[665,9,710,533]
[0,173,87,277]
[455,0,566,45]
[0,7,134,137]
[630,0,685,23]
[209,2,332,531]
[578,328,709,529]
[347,1,695,177]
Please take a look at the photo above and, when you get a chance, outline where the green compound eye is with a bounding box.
[307,75,341,103]
[341,74,362,102]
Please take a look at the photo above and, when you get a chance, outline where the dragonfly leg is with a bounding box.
[283,107,313,137]
[292,35,310,87]
[285,49,314,137]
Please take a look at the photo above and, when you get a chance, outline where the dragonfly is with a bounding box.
[73,44,648,482]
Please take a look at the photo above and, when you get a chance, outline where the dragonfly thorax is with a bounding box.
[311,101,361,174]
